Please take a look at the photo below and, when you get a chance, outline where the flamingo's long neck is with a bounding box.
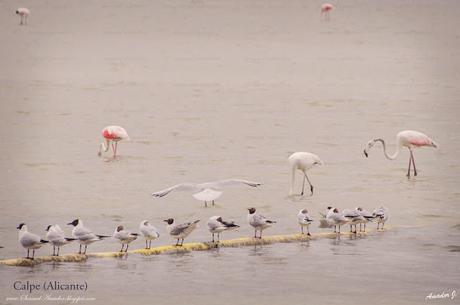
[375,138,400,160]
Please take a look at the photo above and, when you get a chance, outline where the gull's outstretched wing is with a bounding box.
[151,183,200,198]
[203,179,262,189]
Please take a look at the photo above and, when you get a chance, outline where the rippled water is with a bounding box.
[0,0,459,304]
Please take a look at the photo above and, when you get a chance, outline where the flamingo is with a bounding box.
[321,3,334,21]
[98,126,130,158]
[288,152,323,196]
[363,130,438,177]
[16,8,30,25]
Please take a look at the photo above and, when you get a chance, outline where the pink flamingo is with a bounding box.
[16,8,30,25]
[98,126,130,158]
[321,3,334,21]
[364,130,438,177]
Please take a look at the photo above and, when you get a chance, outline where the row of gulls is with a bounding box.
[323,207,389,234]
[16,207,388,259]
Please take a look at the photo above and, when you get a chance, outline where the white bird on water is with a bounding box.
[67,219,109,254]
[326,207,348,234]
[207,216,239,242]
[139,220,160,249]
[113,225,138,252]
[98,125,130,159]
[247,208,276,239]
[297,209,313,236]
[373,207,389,231]
[45,225,76,256]
[164,218,200,246]
[288,152,323,196]
[16,8,30,25]
[355,207,375,232]
[152,179,262,207]
[364,130,438,177]
[342,209,364,234]
[17,223,49,260]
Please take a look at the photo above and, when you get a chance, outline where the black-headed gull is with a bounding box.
[164,219,200,246]
[17,223,49,260]
[139,220,160,249]
[152,179,262,207]
[297,209,313,236]
[373,207,389,230]
[326,208,348,234]
[247,208,276,239]
[207,216,239,242]
[343,209,364,233]
[113,225,138,252]
[45,225,76,256]
[67,219,109,254]
[355,207,375,232]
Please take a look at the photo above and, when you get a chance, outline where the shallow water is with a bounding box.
[0,0,459,304]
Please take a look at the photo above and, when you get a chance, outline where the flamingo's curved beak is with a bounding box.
[364,150,368,158]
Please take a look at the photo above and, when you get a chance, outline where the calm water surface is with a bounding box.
[0,0,459,304]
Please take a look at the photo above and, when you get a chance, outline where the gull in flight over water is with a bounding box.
[152,179,262,207]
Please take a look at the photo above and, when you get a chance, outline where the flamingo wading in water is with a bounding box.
[98,126,130,158]
[16,8,30,25]
[321,3,334,21]
[363,130,438,177]
[288,152,323,196]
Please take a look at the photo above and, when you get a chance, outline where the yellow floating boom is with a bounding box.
[0,229,385,267]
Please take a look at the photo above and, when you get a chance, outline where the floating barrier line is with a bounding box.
[0,229,387,267]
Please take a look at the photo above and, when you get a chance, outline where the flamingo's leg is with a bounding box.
[301,226,304,234]
[57,246,60,256]
[407,152,412,177]
[204,201,208,208]
[303,173,314,195]
[411,150,417,176]
[307,226,311,236]
[114,142,118,158]
[211,233,214,242]
[301,175,306,195]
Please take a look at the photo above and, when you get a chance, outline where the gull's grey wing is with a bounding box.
[20,232,41,247]
[73,226,97,241]
[204,179,262,189]
[151,183,200,197]
[170,223,193,235]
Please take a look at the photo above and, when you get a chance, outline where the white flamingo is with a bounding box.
[152,179,262,207]
[288,152,323,196]
[16,8,30,25]
[364,130,438,177]
[98,126,130,158]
